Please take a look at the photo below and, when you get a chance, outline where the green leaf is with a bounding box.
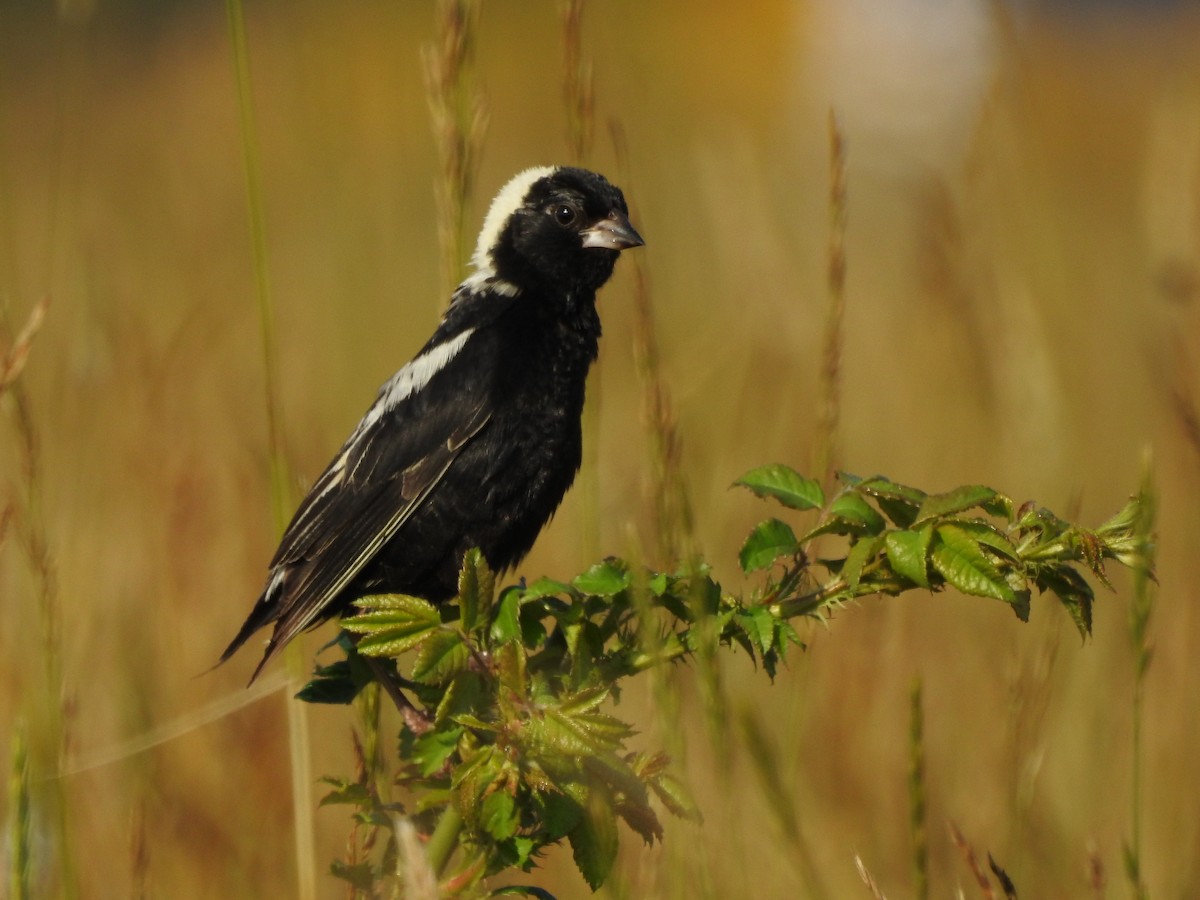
[842,533,886,590]
[647,770,703,823]
[914,485,1000,524]
[295,658,371,705]
[557,686,610,717]
[481,790,519,841]
[829,491,886,534]
[1037,564,1094,638]
[735,464,825,510]
[521,577,576,601]
[734,607,777,656]
[490,591,523,645]
[953,520,1018,559]
[330,860,376,890]
[857,477,926,527]
[738,518,799,572]
[408,726,463,777]
[569,783,619,890]
[318,778,372,807]
[436,671,486,724]
[931,524,1016,604]
[411,629,469,683]
[489,887,558,899]
[342,594,442,657]
[538,788,584,840]
[616,792,663,845]
[572,561,631,597]
[885,526,933,588]
[458,547,495,633]
[496,640,527,701]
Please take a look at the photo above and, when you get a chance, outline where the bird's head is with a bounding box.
[471,166,644,296]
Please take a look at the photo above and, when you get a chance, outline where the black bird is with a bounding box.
[221,166,644,681]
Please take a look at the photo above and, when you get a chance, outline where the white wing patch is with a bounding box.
[355,328,476,438]
[469,165,557,276]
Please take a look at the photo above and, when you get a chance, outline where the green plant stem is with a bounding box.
[426,802,465,878]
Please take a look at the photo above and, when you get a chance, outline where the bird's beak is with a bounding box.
[580,209,645,251]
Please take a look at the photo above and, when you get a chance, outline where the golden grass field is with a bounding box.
[3,1,1200,896]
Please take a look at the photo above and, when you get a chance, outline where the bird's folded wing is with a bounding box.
[262,401,492,652]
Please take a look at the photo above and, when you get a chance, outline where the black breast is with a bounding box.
[354,290,601,602]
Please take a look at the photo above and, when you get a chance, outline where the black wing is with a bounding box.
[223,289,513,679]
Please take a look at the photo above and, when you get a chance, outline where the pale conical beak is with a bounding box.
[580,209,645,251]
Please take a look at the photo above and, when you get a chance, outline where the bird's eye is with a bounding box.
[552,204,578,227]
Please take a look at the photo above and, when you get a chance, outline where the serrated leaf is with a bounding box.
[557,686,611,717]
[521,577,576,601]
[570,713,636,752]
[734,607,777,655]
[496,640,527,702]
[343,595,442,657]
[734,464,825,510]
[295,659,369,705]
[885,526,932,588]
[569,783,619,890]
[1037,564,1094,638]
[738,518,799,572]
[490,887,558,899]
[458,547,495,633]
[647,770,703,823]
[539,788,584,840]
[914,485,999,524]
[436,671,486,724]
[616,792,663,845]
[572,561,631,597]
[523,712,600,757]
[330,860,376,890]
[411,629,469,683]
[410,726,463,777]
[490,591,522,645]
[481,789,519,841]
[953,520,1018,559]
[857,477,926,527]
[318,779,372,807]
[351,593,441,616]
[829,491,886,534]
[842,533,886,590]
[931,524,1016,603]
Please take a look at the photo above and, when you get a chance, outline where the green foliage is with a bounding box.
[304,465,1148,896]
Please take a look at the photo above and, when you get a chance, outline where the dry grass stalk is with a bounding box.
[610,120,694,564]
[561,0,594,163]
[223,2,313,895]
[424,0,488,300]
[950,821,996,899]
[0,296,48,394]
[909,679,929,900]
[814,109,847,489]
[2,296,76,897]
[855,855,888,900]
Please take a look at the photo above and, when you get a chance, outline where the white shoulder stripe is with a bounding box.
[460,269,521,299]
[355,328,476,436]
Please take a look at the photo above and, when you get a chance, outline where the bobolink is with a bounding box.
[222,166,644,681]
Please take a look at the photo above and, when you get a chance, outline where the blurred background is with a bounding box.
[3,0,1200,896]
